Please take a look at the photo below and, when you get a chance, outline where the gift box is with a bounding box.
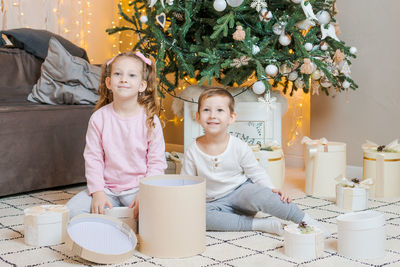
[302,137,346,198]
[362,140,400,198]
[252,142,285,189]
[284,223,324,260]
[335,176,372,211]
[337,211,386,259]
[139,174,206,258]
[65,214,137,264]
[24,205,69,246]
[105,207,137,233]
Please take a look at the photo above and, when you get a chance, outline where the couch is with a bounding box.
[0,46,93,197]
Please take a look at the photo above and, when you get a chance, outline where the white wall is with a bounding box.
[311,0,400,166]
[0,0,119,64]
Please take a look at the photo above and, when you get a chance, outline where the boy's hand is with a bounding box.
[129,196,139,220]
[91,191,113,214]
[272,189,292,203]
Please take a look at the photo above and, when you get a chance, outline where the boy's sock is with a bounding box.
[252,218,285,236]
[301,213,330,238]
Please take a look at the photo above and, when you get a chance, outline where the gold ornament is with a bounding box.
[320,76,332,88]
[279,64,291,75]
[300,58,313,74]
[311,82,321,95]
[233,26,246,41]
[333,49,345,64]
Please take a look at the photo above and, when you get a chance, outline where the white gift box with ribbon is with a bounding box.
[302,137,346,198]
[284,223,324,260]
[335,176,373,211]
[362,139,400,198]
[337,211,386,259]
[251,141,285,189]
[24,205,69,246]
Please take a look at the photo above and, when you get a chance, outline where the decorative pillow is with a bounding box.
[28,37,100,105]
[0,28,89,61]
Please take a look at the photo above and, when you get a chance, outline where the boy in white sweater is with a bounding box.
[181,87,329,236]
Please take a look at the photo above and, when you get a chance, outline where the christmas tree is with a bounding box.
[107,0,357,99]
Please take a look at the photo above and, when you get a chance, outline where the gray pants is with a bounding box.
[206,181,305,231]
[66,187,139,219]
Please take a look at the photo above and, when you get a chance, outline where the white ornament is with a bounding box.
[227,0,244,7]
[291,0,302,3]
[140,15,148,23]
[250,0,268,12]
[273,23,284,35]
[288,71,298,81]
[339,61,351,76]
[166,0,174,5]
[252,45,260,55]
[342,80,351,89]
[294,78,305,89]
[320,42,328,50]
[321,23,340,41]
[350,46,358,55]
[279,33,292,46]
[311,70,321,80]
[301,0,318,22]
[253,81,266,94]
[149,0,165,8]
[316,10,331,25]
[213,0,227,12]
[304,43,313,51]
[259,8,272,22]
[265,64,278,77]
[258,91,277,111]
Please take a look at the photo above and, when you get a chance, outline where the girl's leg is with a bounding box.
[66,189,121,219]
[118,187,139,207]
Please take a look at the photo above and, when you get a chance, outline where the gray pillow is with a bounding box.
[28,37,100,105]
[0,28,89,61]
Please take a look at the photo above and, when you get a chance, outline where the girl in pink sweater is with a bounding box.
[67,51,167,219]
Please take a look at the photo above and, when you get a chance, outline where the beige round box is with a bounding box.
[363,151,400,197]
[253,148,285,189]
[138,174,206,258]
[105,207,137,233]
[304,141,346,198]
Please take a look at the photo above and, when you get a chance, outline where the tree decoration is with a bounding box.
[333,49,345,64]
[106,0,358,98]
[250,0,268,12]
[233,25,246,41]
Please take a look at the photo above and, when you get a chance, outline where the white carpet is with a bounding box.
[1,170,400,267]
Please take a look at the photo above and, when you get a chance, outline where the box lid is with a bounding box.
[337,211,385,230]
[24,205,68,224]
[66,214,137,264]
[306,141,346,152]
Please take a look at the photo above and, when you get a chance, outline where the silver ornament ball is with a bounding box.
[140,15,148,23]
[316,10,331,25]
[213,0,227,12]
[252,81,266,95]
[350,47,358,55]
[304,43,313,51]
[273,23,284,35]
[279,33,291,46]
[226,0,243,7]
[265,64,278,77]
[288,71,298,81]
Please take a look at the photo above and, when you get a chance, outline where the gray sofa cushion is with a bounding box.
[0,28,89,61]
[28,37,100,105]
[0,47,43,103]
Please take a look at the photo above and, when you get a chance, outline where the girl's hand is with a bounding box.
[272,189,292,203]
[129,196,139,220]
[91,191,113,214]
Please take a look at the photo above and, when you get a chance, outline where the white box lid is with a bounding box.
[337,211,385,230]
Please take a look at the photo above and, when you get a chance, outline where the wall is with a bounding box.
[311,0,400,167]
[0,0,119,64]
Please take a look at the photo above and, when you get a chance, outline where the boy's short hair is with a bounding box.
[197,87,235,113]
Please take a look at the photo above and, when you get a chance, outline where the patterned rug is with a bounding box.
[1,183,400,267]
